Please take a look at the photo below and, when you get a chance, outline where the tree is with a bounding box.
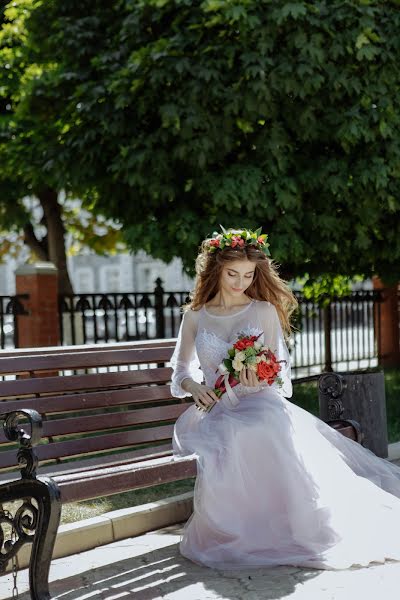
[0,1,124,294]
[4,0,400,290]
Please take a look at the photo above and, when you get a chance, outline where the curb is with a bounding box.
[13,491,194,572]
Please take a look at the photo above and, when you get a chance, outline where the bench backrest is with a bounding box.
[0,341,189,473]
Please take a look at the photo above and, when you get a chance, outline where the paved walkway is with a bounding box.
[2,458,400,599]
[1,522,400,600]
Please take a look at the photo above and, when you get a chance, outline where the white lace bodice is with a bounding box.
[170,300,292,399]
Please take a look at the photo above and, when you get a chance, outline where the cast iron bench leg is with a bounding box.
[0,410,62,600]
[0,478,61,600]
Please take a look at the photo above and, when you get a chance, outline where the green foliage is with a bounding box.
[223,357,235,374]
[0,1,124,269]
[297,274,365,305]
[206,225,270,255]
[2,0,400,291]
[385,368,400,443]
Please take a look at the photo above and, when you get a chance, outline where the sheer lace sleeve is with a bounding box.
[257,301,293,398]
[170,309,204,398]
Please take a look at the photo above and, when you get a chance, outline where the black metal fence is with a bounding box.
[0,295,28,349]
[291,291,382,377]
[59,281,384,378]
[59,279,189,345]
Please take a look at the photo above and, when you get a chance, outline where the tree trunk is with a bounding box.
[36,188,74,295]
[23,223,48,261]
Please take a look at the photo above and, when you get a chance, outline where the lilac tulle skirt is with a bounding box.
[173,389,400,570]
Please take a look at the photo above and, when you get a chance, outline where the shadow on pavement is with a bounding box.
[17,540,321,600]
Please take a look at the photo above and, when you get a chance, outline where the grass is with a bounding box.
[384,367,400,443]
[61,369,400,525]
[61,477,195,524]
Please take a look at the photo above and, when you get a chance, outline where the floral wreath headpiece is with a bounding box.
[204,226,271,257]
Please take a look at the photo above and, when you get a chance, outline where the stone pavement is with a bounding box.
[1,523,400,600]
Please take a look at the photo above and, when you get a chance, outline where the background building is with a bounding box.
[0,251,194,295]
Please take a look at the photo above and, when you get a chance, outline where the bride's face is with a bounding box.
[219,259,256,297]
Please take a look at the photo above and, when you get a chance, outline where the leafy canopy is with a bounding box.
[3,0,400,290]
[0,0,125,272]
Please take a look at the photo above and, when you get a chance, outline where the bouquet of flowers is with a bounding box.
[207,332,286,411]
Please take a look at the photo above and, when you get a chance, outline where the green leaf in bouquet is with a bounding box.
[223,358,234,373]
[245,346,257,357]
[228,348,236,358]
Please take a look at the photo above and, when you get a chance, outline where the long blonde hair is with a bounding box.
[185,236,299,338]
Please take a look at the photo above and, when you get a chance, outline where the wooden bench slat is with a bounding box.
[0,385,175,415]
[0,346,175,375]
[0,338,177,358]
[0,403,190,443]
[55,455,197,503]
[0,424,175,469]
[0,444,174,482]
[0,367,173,397]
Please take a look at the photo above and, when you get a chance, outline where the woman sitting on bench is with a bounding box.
[171,225,400,571]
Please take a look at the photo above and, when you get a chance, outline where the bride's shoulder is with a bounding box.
[181,307,202,325]
[254,300,278,317]
[254,299,274,310]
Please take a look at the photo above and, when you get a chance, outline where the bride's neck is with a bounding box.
[208,291,250,311]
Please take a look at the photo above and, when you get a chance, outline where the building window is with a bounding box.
[75,269,94,293]
[102,267,121,292]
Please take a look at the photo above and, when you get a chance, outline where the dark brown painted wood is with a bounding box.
[0,444,173,482]
[0,366,173,397]
[0,385,176,415]
[0,403,189,443]
[0,424,176,469]
[0,338,177,358]
[0,346,175,375]
[56,456,197,503]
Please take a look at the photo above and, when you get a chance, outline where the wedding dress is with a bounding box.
[170,299,400,570]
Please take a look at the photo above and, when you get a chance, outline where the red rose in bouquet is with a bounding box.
[204,332,287,412]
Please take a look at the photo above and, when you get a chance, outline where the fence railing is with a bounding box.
[0,295,29,349]
[291,291,382,377]
[59,279,189,345]
[59,281,384,378]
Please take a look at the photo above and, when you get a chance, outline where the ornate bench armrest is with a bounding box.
[0,409,62,600]
[1,408,43,479]
[318,373,364,444]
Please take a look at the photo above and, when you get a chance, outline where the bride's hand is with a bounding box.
[184,380,220,412]
[239,367,259,388]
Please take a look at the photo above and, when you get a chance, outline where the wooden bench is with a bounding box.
[0,340,196,599]
[0,340,363,599]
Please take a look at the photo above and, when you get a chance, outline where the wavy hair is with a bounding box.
[185,238,298,338]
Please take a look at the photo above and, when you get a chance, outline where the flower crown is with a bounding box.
[204,226,271,257]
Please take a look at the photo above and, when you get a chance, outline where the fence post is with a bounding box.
[154,278,166,339]
[15,262,60,348]
[372,276,400,368]
[323,302,333,372]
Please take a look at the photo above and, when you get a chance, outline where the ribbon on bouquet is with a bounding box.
[214,372,240,409]
[223,373,240,408]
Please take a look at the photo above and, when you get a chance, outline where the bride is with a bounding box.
[170,226,400,570]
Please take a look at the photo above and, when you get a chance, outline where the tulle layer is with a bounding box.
[172,390,400,570]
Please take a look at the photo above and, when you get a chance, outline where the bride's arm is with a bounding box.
[170,310,220,409]
[258,302,293,398]
[170,310,202,398]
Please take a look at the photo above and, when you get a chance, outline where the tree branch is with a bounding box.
[36,187,74,295]
[23,223,48,261]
